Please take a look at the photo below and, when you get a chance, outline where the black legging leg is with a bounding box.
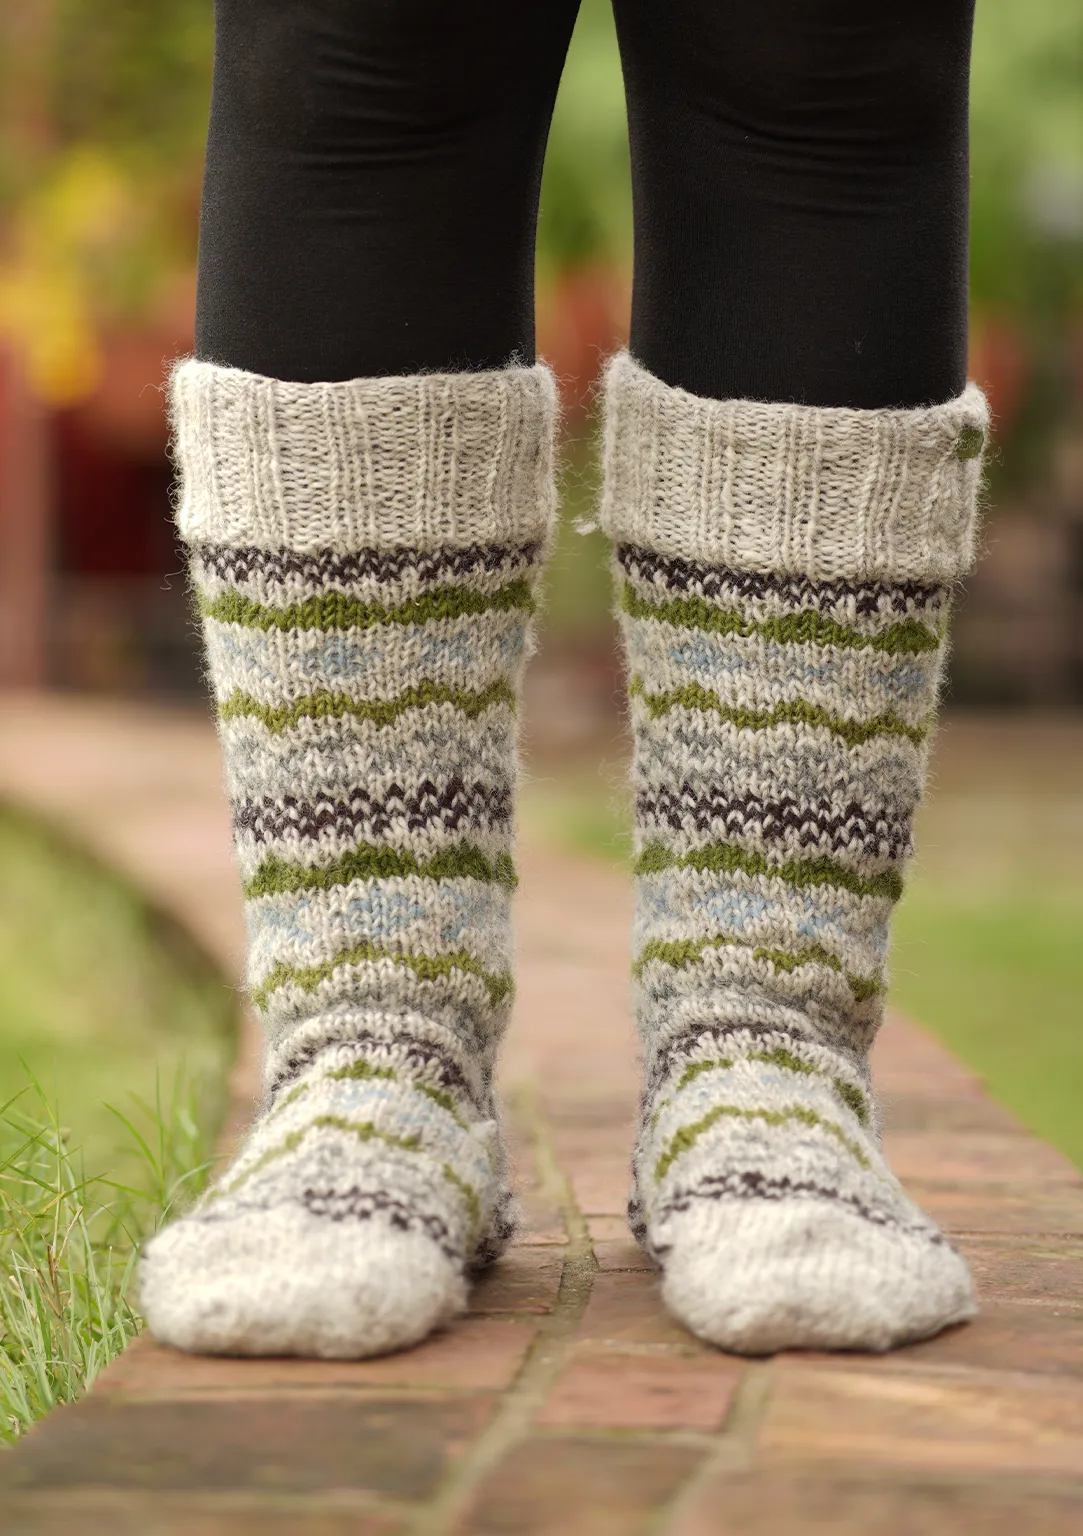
[612,0,976,408]
[195,0,581,381]
[197,0,976,405]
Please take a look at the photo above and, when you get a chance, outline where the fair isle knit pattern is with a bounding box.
[602,353,988,1354]
[140,360,556,1359]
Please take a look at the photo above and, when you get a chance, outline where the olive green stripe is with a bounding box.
[674,1049,870,1127]
[219,679,515,734]
[628,679,929,748]
[633,934,882,1003]
[201,578,534,633]
[622,583,942,655]
[244,844,517,900]
[212,1117,421,1201]
[268,1060,470,1130]
[440,1161,482,1231]
[655,1102,871,1182]
[211,1115,482,1217]
[326,1059,464,1123]
[251,940,513,1011]
[634,840,904,902]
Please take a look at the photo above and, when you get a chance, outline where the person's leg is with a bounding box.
[142,0,579,1359]
[614,0,974,408]
[602,0,987,1351]
[195,0,580,380]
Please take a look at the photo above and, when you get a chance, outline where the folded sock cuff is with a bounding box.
[170,360,558,552]
[600,351,988,584]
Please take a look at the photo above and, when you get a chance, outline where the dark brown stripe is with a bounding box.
[650,1169,946,1244]
[235,780,512,845]
[636,787,911,862]
[473,1188,518,1268]
[646,1022,861,1105]
[298,1187,463,1262]
[193,540,540,592]
[268,1032,478,1108]
[617,544,944,620]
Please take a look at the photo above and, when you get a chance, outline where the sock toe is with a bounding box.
[658,1204,977,1355]
[140,1205,467,1359]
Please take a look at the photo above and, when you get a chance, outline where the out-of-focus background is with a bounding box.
[3,1,1083,702]
[0,3,1080,1421]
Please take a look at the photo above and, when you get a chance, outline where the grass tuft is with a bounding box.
[0,1066,220,1446]
[0,806,234,1447]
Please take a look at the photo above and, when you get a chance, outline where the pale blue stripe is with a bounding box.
[206,611,525,702]
[634,868,890,972]
[246,877,510,976]
[625,620,938,712]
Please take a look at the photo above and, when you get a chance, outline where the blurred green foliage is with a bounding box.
[536,3,631,277]
[0,806,232,1177]
[0,807,232,1444]
[970,0,1083,323]
[45,0,211,158]
[0,2,210,397]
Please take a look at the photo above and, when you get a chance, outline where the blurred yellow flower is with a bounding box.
[0,148,130,404]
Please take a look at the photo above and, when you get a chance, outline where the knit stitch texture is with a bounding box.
[141,360,556,1358]
[602,352,988,1354]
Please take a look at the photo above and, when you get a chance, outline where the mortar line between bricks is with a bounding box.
[949,1229,1083,1239]
[650,1363,777,1536]
[408,1079,600,1536]
[3,1488,420,1521]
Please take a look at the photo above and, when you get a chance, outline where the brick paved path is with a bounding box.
[2,695,1082,1534]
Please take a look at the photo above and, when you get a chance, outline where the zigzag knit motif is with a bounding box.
[141,360,556,1359]
[602,352,988,1355]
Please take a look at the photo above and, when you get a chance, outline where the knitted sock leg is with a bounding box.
[601,353,988,1354]
[141,361,556,1358]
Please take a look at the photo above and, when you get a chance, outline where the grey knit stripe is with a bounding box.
[648,987,874,1065]
[257,958,504,1040]
[246,876,511,980]
[633,865,890,981]
[650,1173,944,1242]
[259,994,498,1066]
[218,1084,495,1202]
[631,713,926,815]
[646,1024,872,1114]
[265,1025,485,1111]
[635,948,879,1033]
[220,705,518,804]
[262,1007,486,1089]
[203,609,527,708]
[624,621,942,730]
[648,1074,875,1179]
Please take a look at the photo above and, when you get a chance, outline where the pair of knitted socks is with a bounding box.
[141,352,987,1358]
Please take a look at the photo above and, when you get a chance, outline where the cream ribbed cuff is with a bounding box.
[600,352,988,584]
[170,360,558,551]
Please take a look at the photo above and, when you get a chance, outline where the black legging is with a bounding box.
[195,0,975,409]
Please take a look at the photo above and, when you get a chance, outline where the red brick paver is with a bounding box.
[2,695,1082,1535]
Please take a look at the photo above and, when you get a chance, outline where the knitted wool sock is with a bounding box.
[141,361,556,1358]
[601,352,988,1354]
